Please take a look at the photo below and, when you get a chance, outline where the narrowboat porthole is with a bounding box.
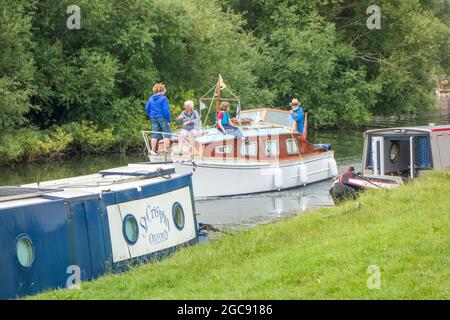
[172,202,185,231]
[15,235,35,269]
[123,215,139,245]
[389,142,400,163]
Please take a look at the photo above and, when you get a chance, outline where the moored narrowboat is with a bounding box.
[0,164,198,299]
[330,124,450,203]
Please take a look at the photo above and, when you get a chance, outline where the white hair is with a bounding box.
[184,100,194,109]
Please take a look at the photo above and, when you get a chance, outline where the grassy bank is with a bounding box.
[34,172,450,300]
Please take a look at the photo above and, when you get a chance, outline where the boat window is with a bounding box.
[172,202,185,231]
[215,145,232,154]
[286,139,299,154]
[240,142,257,156]
[15,235,35,269]
[264,111,293,127]
[240,111,262,123]
[265,140,280,157]
[389,142,400,163]
[123,215,139,245]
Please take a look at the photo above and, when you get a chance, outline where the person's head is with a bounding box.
[220,101,231,112]
[184,100,194,112]
[290,98,301,109]
[152,83,166,95]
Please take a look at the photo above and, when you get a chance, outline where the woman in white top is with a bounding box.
[175,100,200,156]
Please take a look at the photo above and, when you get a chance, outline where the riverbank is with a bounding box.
[32,172,449,300]
[0,122,145,166]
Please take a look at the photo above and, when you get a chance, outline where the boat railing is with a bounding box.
[141,130,203,161]
[142,124,307,164]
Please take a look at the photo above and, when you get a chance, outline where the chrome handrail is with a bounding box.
[141,131,203,161]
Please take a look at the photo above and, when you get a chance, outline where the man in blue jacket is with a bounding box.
[289,98,304,134]
[145,83,172,155]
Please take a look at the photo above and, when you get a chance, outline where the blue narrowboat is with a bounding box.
[330,124,450,202]
[0,164,198,299]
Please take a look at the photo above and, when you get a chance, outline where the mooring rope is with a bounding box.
[323,202,363,219]
[198,223,234,235]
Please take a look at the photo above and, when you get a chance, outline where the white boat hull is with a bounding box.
[174,152,337,199]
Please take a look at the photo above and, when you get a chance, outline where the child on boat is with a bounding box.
[216,102,249,143]
[175,100,200,156]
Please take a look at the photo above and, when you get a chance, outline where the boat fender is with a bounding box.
[274,167,283,190]
[275,197,283,215]
[329,158,339,176]
[299,163,308,185]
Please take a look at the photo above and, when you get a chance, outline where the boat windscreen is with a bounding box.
[264,111,294,127]
[240,111,262,122]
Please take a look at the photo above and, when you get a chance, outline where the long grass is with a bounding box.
[33,172,450,300]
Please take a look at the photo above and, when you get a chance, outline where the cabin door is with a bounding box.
[371,137,385,175]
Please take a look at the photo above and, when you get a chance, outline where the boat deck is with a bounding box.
[0,164,180,209]
[0,187,61,202]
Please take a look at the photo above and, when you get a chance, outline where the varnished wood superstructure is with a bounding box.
[166,108,326,162]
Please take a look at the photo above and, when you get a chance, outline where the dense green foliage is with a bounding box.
[32,172,450,299]
[1,0,449,163]
[222,0,450,122]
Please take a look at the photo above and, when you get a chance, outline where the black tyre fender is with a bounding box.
[330,182,357,204]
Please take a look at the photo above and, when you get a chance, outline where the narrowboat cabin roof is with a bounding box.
[0,164,178,209]
[364,124,450,135]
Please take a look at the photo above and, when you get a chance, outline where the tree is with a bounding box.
[0,0,35,132]
[221,0,450,120]
[221,0,380,126]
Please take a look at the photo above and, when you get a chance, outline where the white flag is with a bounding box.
[199,101,206,110]
[236,101,241,122]
[218,74,227,90]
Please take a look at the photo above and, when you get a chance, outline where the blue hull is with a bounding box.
[0,171,197,300]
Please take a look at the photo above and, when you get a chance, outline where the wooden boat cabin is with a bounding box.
[167,108,332,162]
[148,107,338,198]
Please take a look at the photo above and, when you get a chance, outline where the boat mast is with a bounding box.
[216,75,222,113]
[200,75,239,126]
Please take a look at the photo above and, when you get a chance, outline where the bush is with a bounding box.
[0,127,73,164]
[0,120,147,165]
[63,121,115,154]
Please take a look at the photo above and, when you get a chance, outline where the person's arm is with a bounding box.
[191,110,200,129]
[175,111,185,123]
[145,99,152,118]
[290,109,304,122]
[163,97,171,123]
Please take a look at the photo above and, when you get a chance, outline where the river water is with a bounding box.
[1,98,448,231]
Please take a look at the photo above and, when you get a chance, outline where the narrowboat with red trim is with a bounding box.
[330,124,450,203]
